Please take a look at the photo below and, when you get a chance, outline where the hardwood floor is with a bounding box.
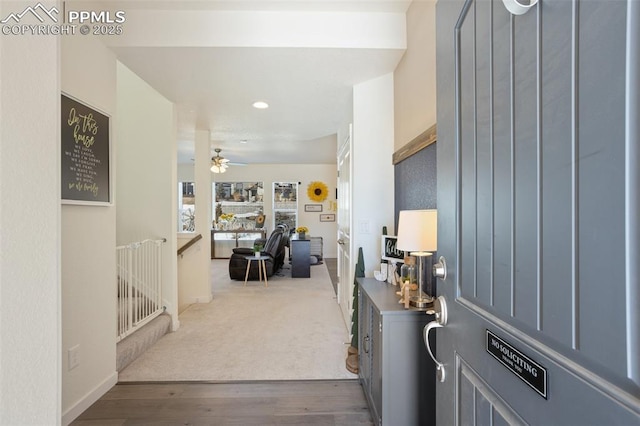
[72,380,373,425]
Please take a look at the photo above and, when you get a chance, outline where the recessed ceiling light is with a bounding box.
[240,140,248,144]
[252,101,269,109]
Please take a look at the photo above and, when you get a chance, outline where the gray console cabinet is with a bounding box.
[357,278,436,426]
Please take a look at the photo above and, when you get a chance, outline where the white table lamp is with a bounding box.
[396,209,438,308]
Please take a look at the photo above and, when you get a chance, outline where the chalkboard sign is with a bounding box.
[61,94,111,204]
[381,235,405,262]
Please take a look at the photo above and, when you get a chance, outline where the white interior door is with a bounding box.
[337,125,353,329]
[433,0,640,424]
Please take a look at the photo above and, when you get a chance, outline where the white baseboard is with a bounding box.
[183,293,213,304]
[61,371,118,426]
[162,298,180,331]
[172,318,181,331]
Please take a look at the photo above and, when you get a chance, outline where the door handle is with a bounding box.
[337,239,345,245]
[423,295,448,382]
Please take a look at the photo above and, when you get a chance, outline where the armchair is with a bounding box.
[228,226,288,280]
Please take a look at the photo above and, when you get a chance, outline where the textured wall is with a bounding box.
[0,1,60,422]
[394,142,437,230]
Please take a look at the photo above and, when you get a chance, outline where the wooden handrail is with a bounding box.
[177,233,202,256]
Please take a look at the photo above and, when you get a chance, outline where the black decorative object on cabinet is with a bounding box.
[290,237,310,278]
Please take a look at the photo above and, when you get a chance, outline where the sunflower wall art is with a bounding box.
[307,181,329,202]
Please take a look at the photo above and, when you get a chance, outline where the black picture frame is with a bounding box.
[61,93,111,205]
[381,235,404,262]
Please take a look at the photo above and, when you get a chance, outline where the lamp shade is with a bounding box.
[396,209,437,253]
[210,164,227,173]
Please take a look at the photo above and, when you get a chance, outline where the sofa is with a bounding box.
[228,224,290,280]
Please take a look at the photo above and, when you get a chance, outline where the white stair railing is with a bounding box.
[116,238,166,342]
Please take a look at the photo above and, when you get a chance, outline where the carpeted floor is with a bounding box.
[118,259,357,382]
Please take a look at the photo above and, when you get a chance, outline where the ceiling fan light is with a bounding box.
[211,147,231,173]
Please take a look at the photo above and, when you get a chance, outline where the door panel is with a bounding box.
[458,356,525,426]
[539,0,574,346]
[435,0,640,424]
[359,291,372,398]
[337,126,353,328]
[370,307,382,422]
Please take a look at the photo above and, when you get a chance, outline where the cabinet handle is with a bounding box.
[363,335,370,354]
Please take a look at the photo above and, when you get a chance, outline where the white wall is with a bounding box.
[106,8,406,50]
[184,130,213,305]
[178,163,194,182]
[394,0,437,150]
[0,1,60,423]
[214,162,339,258]
[177,234,209,312]
[116,62,179,330]
[353,73,396,275]
[60,34,118,424]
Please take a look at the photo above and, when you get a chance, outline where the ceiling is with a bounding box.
[107,1,410,165]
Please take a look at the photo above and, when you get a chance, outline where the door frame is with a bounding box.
[337,124,354,329]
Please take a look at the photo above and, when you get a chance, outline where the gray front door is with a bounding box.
[435,0,640,424]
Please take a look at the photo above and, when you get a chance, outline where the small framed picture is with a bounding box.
[305,204,323,212]
[381,235,404,262]
[320,213,335,222]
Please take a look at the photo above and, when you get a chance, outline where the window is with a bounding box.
[212,181,264,230]
[178,182,195,232]
[273,182,298,231]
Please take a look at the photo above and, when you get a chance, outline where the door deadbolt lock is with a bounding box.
[432,256,447,281]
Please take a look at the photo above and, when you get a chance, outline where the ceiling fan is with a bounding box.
[210,148,230,173]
